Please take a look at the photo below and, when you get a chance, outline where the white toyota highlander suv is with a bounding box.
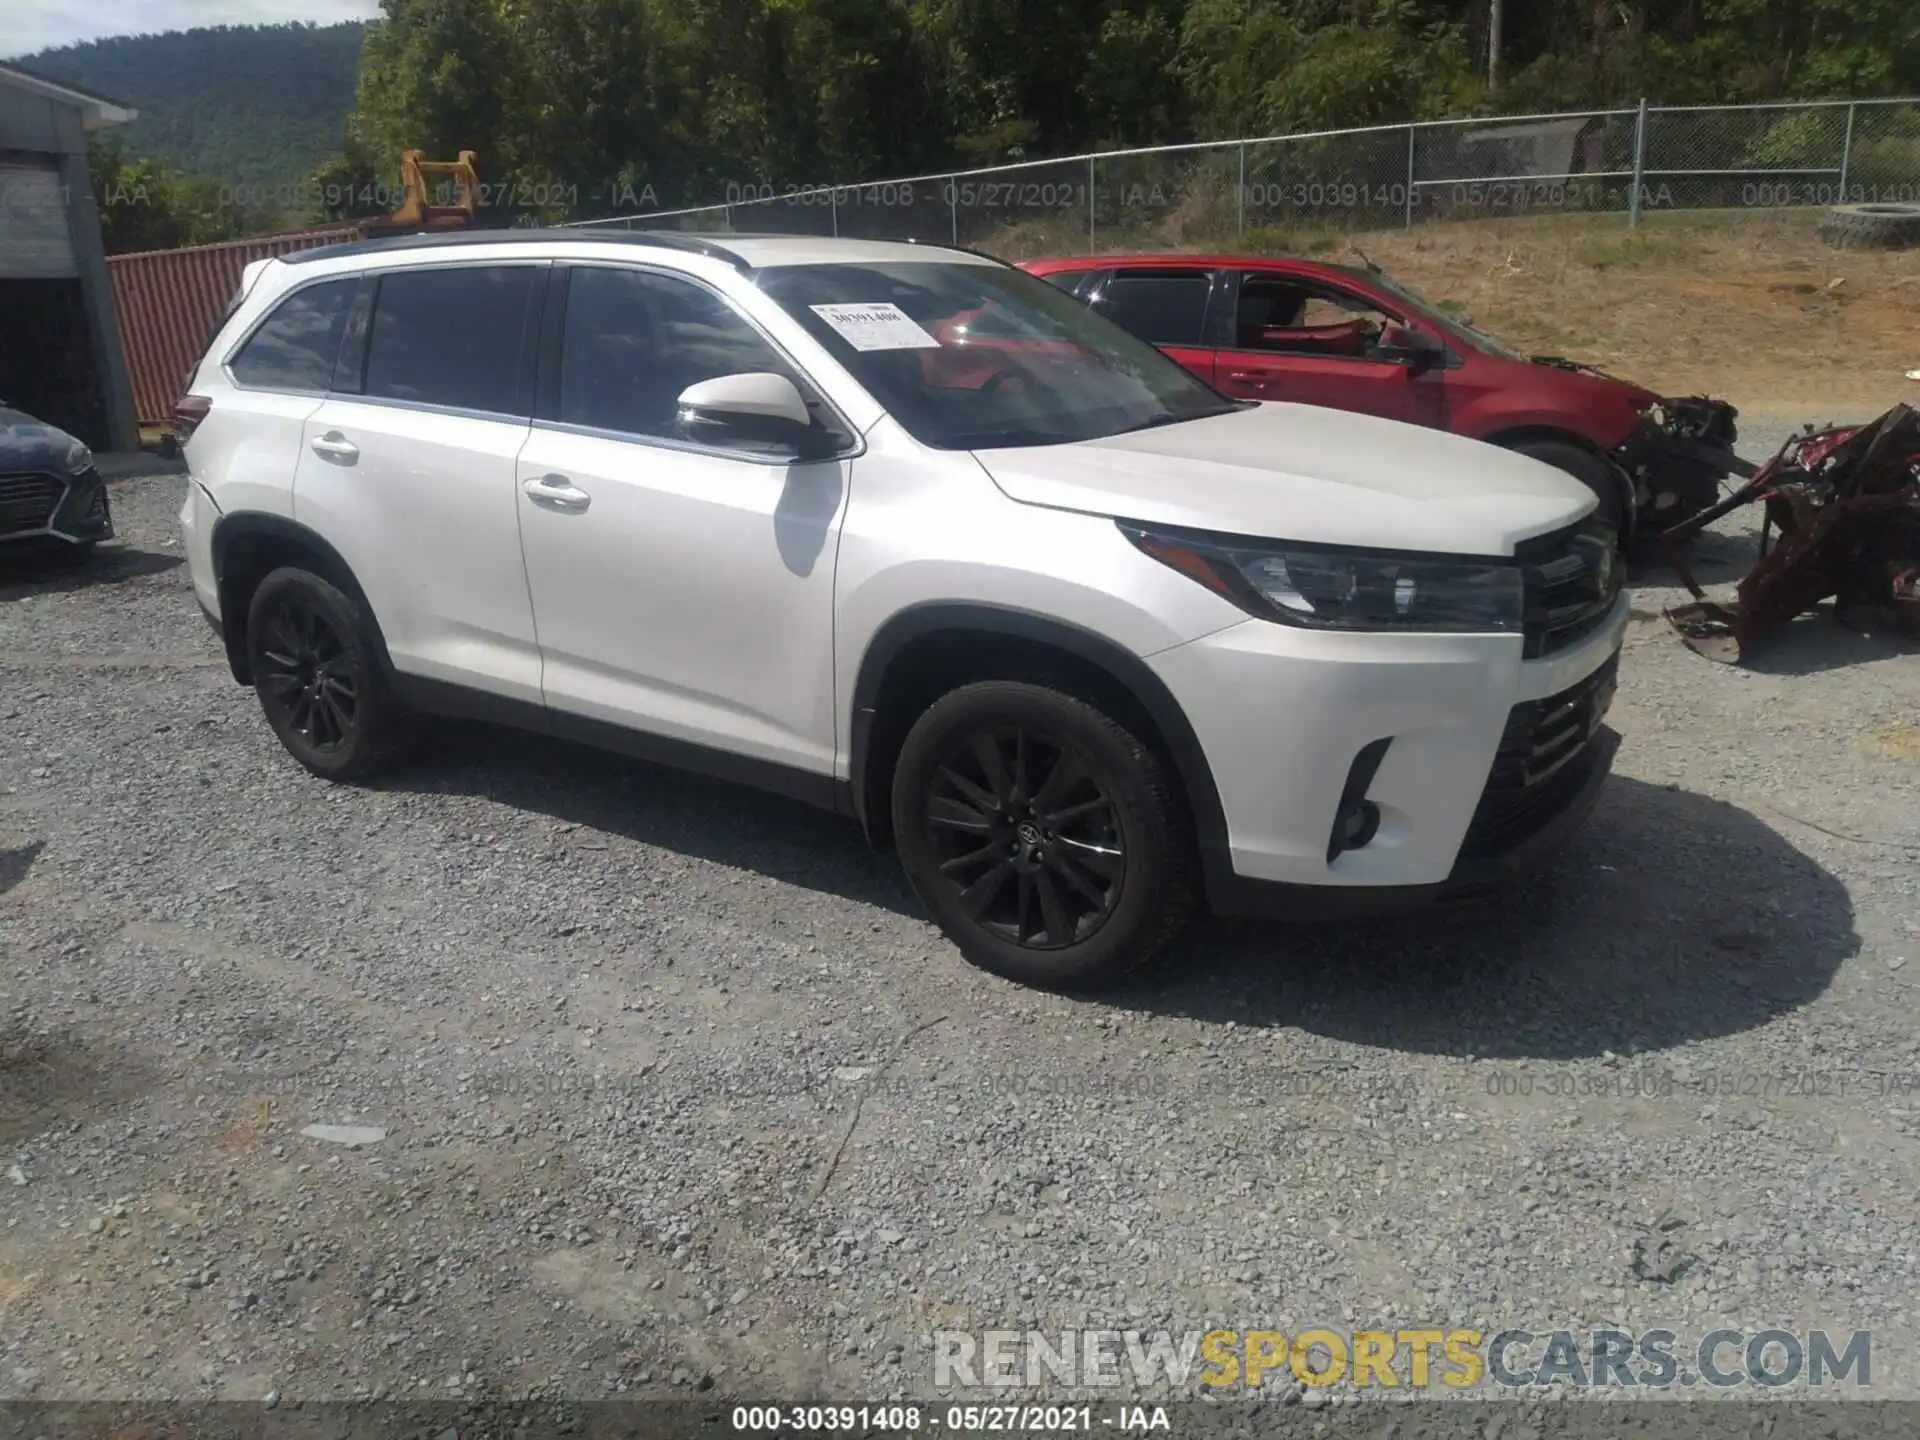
[178,231,1625,990]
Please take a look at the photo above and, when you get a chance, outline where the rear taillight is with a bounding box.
[173,393,211,441]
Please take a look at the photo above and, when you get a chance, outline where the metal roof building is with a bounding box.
[0,62,140,450]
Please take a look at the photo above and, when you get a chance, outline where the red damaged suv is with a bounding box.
[1020,253,1752,541]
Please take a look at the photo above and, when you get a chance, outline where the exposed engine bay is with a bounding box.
[1617,396,1753,531]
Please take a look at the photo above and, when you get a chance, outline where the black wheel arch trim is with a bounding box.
[847,602,1235,904]
[208,512,394,687]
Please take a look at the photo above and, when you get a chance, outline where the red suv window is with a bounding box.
[1090,269,1211,347]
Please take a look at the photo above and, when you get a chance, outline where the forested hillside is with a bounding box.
[323,0,1919,219]
[16,23,364,191]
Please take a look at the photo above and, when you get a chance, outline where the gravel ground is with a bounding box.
[1,412,1916,1411]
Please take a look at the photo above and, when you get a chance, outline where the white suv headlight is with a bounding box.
[1121,522,1525,634]
[64,439,94,476]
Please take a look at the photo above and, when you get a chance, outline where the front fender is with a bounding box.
[845,596,1235,897]
[1461,401,1637,453]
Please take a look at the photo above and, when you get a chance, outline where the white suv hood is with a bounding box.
[972,402,1597,556]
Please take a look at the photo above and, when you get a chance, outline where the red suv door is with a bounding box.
[1082,266,1221,384]
[1214,269,1446,428]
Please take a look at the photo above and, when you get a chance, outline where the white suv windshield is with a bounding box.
[756,261,1242,450]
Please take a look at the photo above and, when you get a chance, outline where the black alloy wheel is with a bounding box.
[924,725,1126,949]
[245,566,411,782]
[257,598,360,752]
[891,680,1197,990]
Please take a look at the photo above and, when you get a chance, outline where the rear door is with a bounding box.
[1083,267,1222,384]
[1215,269,1445,427]
[289,261,546,703]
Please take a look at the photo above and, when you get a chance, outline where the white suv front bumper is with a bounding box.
[1149,594,1628,912]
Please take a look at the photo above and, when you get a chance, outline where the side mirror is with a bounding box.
[676,372,824,455]
[1378,324,1445,373]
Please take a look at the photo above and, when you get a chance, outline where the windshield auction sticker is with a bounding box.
[809,302,942,351]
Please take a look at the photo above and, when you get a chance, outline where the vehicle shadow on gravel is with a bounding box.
[0,840,44,899]
[1109,776,1858,1059]
[379,721,923,914]
[1624,531,1756,591]
[1730,610,1920,676]
[389,730,1855,1061]
[0,546,182,602]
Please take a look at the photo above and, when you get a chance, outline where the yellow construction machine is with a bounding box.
[358,150,482,236]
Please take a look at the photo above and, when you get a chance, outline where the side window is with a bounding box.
[361,265,537,415]
[1091,269,1211,347]
[229,278,354,392]
[556,266,804,445]
[1234,276,1398,358]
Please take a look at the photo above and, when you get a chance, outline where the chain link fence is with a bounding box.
[567,97,1920,253]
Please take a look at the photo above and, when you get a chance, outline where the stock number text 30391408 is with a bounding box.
[729,1405,1165,1433]
[725,182,920,208]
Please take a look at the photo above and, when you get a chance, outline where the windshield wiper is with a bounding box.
[947,429,1077,450]
[1107,409,1229,438]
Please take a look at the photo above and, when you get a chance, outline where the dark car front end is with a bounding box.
[1612,393,1753,527]
[0,407,114,553]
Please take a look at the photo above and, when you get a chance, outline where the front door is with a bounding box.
[513,262,853,777]
[1214,270,1445,427]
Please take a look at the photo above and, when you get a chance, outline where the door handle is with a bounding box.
[309,431,359,463]
[523,474,592,513]
[1226,370,1275,386]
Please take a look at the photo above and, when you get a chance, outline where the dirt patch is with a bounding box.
[0,1032,148,1149]
[1867,725,1920,762]
[1350,211,1918,410]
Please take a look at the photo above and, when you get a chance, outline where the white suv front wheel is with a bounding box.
[890,680,1197,991]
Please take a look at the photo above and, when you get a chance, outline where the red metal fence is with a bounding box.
[108,228,358,425]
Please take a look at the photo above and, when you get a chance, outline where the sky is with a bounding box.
[5,0,381,59]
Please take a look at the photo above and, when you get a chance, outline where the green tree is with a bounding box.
[86,135,250,253]
[64,0,1917,230]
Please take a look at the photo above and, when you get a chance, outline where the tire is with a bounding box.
[1817,203,1920,251]
[245,566,411,782]
[889,680,1197,991]
[1511,440,1628,538]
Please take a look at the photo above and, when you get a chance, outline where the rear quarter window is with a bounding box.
[228,279,356,392]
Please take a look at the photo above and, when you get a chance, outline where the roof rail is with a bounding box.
[279,228,753,271]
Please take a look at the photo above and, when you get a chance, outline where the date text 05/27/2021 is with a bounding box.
[729,1405,1170,1432]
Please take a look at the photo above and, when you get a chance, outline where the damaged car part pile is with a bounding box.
[1662,403,1920,663]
